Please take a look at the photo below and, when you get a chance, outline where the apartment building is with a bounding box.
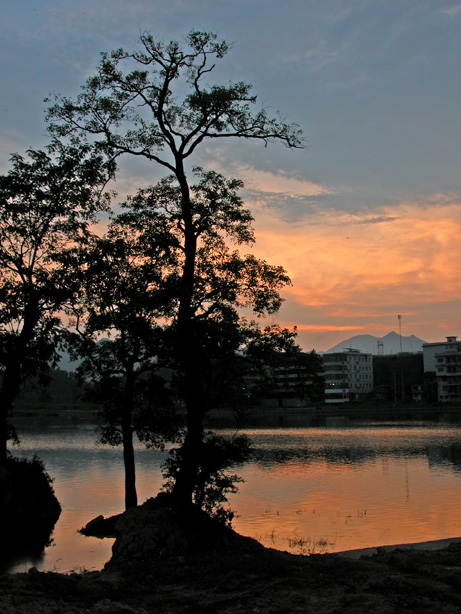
[423,336,461,402]
[323,348,373,404]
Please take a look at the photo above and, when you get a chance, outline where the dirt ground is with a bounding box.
[2,499,461,613]
[2,543,461,613]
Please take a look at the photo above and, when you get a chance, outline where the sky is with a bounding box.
[1,0,460,352]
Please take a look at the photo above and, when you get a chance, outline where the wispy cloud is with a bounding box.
[225,164,332,198]
[247,194,461,347]
[290,324,368,332]
[441,5,461,16]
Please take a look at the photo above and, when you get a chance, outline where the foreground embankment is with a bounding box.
[2,496,461,614]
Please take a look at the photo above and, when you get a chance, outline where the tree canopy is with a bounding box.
[46,29,307,509]
[47,31,304,171]
[64,218,180,509]
[0,144,112,463]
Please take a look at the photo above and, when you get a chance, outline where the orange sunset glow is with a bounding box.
[3,6,461,613]
[2,2,460,353]
[243,187,461,350]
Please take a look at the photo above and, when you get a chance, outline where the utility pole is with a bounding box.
[398,314,403,353]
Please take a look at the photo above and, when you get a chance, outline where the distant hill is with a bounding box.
[324,331,426,355]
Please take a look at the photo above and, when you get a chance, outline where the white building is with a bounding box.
[422,336,461,402]
[322,349,373,404]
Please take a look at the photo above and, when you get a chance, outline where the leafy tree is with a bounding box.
[47,30,304,506]
[163,433,252,526]
[216,324,324,409]
[114,169,299,515]
[0,145,111,464]
[373,354,424,402]
[65,223,181,509]
[253,344,325,407]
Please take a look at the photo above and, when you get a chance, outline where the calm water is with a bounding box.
[5,418,461,573]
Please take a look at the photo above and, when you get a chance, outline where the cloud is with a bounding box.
[290,324,368,332]
[237,166,330,197]
[202,161,332,200]
[441,5,461,16]
[192,156,337,223]
[245,194,461,348]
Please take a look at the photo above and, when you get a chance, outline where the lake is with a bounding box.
[5,414,461,573]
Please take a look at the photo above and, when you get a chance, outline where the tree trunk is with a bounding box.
[171,383,204,506]
[122,424,137,510]
[0,358,22,466]
[0,295,41,465]
[170,159,205,507]
[0,399,9,466]
[122,373,137,510]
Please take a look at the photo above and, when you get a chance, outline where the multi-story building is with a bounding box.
[322,348,373,404]
[423,336,461,402]
[242,352,325,408]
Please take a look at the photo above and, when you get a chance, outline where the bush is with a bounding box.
[162,433,252,525]
[0,455,61,551]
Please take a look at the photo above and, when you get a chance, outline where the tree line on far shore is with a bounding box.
[11,352,427,413]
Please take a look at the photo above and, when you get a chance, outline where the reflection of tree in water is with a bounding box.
[251,446,383,468]
[251,443,461,470]
[0,457,61,572]
[427,444,461,473]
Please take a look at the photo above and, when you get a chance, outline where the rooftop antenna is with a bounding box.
[398,314,403,353]
[377,339,384,355]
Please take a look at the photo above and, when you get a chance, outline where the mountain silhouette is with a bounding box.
[324,331,426,355]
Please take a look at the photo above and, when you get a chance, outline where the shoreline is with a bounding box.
[2,525,461,613]
[335,535,461,559]
[12,402,461,419]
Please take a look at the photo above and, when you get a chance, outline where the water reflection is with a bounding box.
[230,425,461,555]
[4,419,461,572]
[251,439,461,473]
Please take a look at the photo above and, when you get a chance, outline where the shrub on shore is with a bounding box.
[0,455,61,552]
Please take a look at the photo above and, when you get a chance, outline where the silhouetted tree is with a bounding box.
[0,145,111,464]
[242,330,325,407]
[47,30,304,507]
[65,222,181,509]
[163,433,252,526]
[115,169,300,516]
[373,354,424,402]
